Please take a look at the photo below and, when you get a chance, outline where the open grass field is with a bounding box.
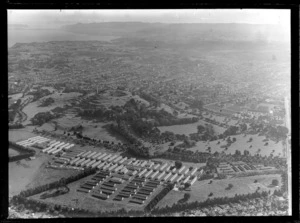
[204,104,240,116]
[80,122,127,144]
[90,90,133,108]
[224,104,245,112]
[157,103,175,115]
[8,93,23,106]
[202,113,239,126]
[9,154,49,197]
[177,113,198,119]
[22,92,82,125]
[156,174,281,209]
[9,92,23,100]
[158,120,226,135]
[26,161,80,189]
[47,113,128,144]
[53,116,83,129]
[23,92,81,125]
[39,122,56,132]
[9,148,20,157]
[9,128,37,142]
[188,133,283,158]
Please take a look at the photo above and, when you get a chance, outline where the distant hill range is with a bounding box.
[61,22,289,43]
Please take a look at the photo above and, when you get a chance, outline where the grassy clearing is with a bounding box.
[188,133,284,157]
[9,129,37,142]
[91,90,132,108]
[81,122,127,144]
[22,92,82,125]
[52,115,128,144]
[9,148,20,157]
[157,174,281,209]
[158,120,226,135]
[26,159,80,189]
[9,154,49,197]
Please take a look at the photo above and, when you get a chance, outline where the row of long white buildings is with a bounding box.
[18,136,201,186]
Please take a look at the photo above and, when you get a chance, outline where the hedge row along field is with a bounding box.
[144,183,174,212]
[9,141,36,162]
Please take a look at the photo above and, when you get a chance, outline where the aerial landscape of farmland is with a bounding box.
[7,9,292,218]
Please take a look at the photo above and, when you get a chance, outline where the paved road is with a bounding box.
[284,96,291,215]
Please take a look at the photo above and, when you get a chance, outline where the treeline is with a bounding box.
[9,141,35,153]
[151,190,270,215]
[78,108,112,121]
[157,117,199,127]
[27,88,52,102]
[9,141,36,162]
[10,196,145,217]
[160,150,210,163]
[145,183,174,212]
[18,168,96,198]
[121,98,198,127]
[36,129,127,153]
[138,91,161,107]
[30,111,59,126]
[248,122,289,140]
[110,121,150,158]
[9,123,24,129]
[273,170,288,197]
[40,186,70,199]
[111,121,142,146]
[63,87,87,95]
[9,99,22,122]
[9,153,33,162]
[38,97,54,107]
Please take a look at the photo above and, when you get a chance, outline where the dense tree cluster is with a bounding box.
[78,107,113,121]
[174,161,183,169]
[30,111,58,126]
[40,186,70,199]
[27,88,52,102]
[160,149,211,163]
[144,183,174,212]
[38,97,55,107]
[189,100,204,110]
[9,123,24,129]
[249,122,288,140]
[110,122,150,158]
[63,87,87,95]
[189,124,217,142]
[138,91,161,107]
[223,126,239,136]
[9,99,22,122]
[178,193,191,203]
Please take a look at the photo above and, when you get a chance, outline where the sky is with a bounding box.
[8,9,290,29]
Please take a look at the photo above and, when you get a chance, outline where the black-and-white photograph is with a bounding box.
[7,9,291,218]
